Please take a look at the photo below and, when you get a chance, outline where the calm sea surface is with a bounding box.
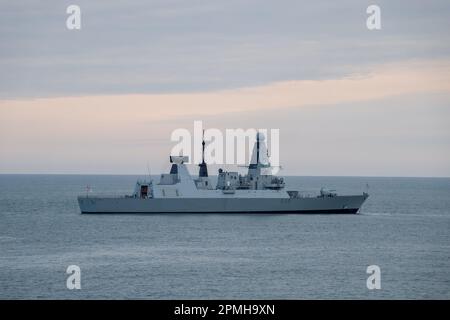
[0,175,449,299]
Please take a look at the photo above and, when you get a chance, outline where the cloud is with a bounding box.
[1,1,450,97]
[1,59,449,175]
[1,59,449,122]
[1,1,450,175]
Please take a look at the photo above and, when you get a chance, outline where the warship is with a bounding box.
[78,132,369,214]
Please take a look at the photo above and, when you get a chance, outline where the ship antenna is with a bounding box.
[256,132,260,164]
[147,162,151,180]
[198,129,208,177]
[202,129,206,164]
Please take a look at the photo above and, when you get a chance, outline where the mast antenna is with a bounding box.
[147,162,151,180]
[198,129,209,177]
[256,132,260,164]
[202,129,206,164]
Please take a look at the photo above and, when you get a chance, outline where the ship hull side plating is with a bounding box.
[78,195,367,214]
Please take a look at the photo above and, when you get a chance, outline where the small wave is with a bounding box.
[0,236,19,242]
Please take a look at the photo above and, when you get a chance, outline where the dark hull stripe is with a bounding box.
[81,208,359,214]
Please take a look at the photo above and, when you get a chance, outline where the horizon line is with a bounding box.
[0,173,449,179]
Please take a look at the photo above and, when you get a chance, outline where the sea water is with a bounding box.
[0,175,449,299]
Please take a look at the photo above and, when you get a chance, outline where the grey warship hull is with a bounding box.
[78,194,368,214]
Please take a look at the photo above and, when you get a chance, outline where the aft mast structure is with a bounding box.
[245,131,283,190]
[247,131,271,177]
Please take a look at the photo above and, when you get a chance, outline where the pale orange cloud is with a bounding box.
[1,59,449,126]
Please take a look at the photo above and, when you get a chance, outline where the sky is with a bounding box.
[0,0,450,176]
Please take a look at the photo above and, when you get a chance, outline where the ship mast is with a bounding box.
[256,132,260,164]
[198,130,208,177]
[248,132,263,178]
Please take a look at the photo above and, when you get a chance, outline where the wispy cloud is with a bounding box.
[1,59,449,175]
[2,59,449,123]
[1,1,450,97]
